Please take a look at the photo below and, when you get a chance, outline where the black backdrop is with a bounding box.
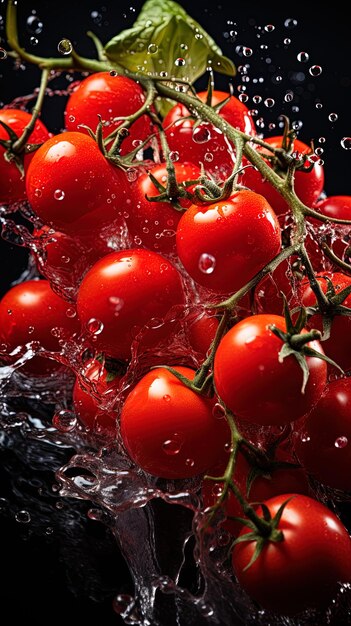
[0,0,351,623]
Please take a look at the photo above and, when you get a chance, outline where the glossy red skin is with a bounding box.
[243,137,324,216]
[76,249,185,360]
[163,91,255,179]
[214,314,327,426]
[128,162,201,253]
[302,272,351,371]
[0,280,80,375]
[314,195,351,261]
[185,311,219,360]
[26,132,129,234]
[65,73,152,155]
[176,190,281,294]
[232,494,351,614]
[202,449,309,536]
[294,378,351,490]
[0,109,50,204]
[120,366,229,478]
[73,359,119,435]
[256,256,304,315]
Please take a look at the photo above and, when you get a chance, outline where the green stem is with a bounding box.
[12,68,49,153]
[193,310,230,388]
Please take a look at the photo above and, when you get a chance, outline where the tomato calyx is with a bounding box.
[0,119,43,178]
[269,296,342,392]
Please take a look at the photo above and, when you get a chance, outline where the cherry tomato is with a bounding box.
[76,249,185,360]
[184,310,219,360]
[73,359,120,435]
[232,494,351,614]
[26,132,129,234]
[65,72,152,155]
[163,90,255,179]
[0,109,50,204]
[255,256,304,315]
[127,162,201,253]
[294,378,351,490]
[176,190,281,294]
[313,195,351,261]
[202,448,309,536]
[0,279,80,375]
[243,137,324,216]
[301,271,351,371]
[120,366,229,478]
[213,314,327,425]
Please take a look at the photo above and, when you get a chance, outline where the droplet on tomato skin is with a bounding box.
[57,39,73,55]
[113,594,135,616]
[52,410,77,432]
[87,318,104,335]
[108,296,124,316]
[169,150,180,162]
[204,152,214,162]
[163,394,171,403]
[335,436,348,449]
[198,253,216,274]
[212,403,226,420]
[185,458,195,468]
[162,434,183,455]
[192,126,211,144]
[54,189,65,201]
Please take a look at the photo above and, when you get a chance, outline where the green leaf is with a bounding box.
[104,0,235,84]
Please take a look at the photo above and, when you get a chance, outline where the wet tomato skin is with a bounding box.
[73,359,119,435]
[213,314,327,425]
[120,366,229,479]
[232,494,351,615]
[0,109,50,204]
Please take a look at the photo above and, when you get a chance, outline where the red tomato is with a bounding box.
[232,494,351,614]
[73,359,120,435]
[163,90,255,179]
[314,195,351,261]
[0,280,80,375]
[120,366,229,478]
[0,109,50,204]
[202,448,309,536]
[176,190,281,294]
[243,137,324,216]
[255,256,303,315]
[65,73,152,155]
[25,132,129,234]
[127,162,201,253]
[294,378,351,490]
[184,311,219,360]
[76,249,185,360]
[301,272,351,371]
[213,314,327,425]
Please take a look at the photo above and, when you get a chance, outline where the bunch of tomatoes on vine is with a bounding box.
[2,0,351,619]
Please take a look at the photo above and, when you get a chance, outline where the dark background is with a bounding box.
[0,0,350,624]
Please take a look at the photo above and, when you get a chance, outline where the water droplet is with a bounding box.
[341,137,351,150]
[169,150,179,162]
[212,403,226,419]
[284,91,294,102]
[212,483,223,497]
[315,147,324,156]
[319,136,326,143]
[147,43,158,54]
[185,458,194,467]
[180,43,188,51]
[204,152,214,162]
[284,18,297,29]
[297,51,309,63]
[292,120,303,131]
[192,126,211,144]
[328,112,338,122]
[162,434,183,455]
[26,15,43,34]
[198,253,216,274]
[316,102,323,109]
[52,410,77,432]
[264,24,275,32]
[175,57,185,67]
[335,436,348,448]
[87,318,104,335]
[309,65,322,76]
[239,93,249,103]
[195,33,203,40]
[284,38,291,45]
[264,97,275,108]
[200,603,214,617]
[54,189,65,201]
[163,394,171,402]
[253,95,262,104]
[0,48,7,60]
[30,36,38,46]
[159,70,168,77]
[58,39,73,55]
[109,296,124,316]
[109,70,118,77]
[15,510,31,524]
[243,47,253,57]
[91,10,102,24]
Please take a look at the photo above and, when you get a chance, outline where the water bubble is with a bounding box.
[180,43,188,51]
[159,70,168,77]
[284,38,291,45]
[239,93,249,103]
[243,47,253,57]
[260,44,268,50]
[315,147,324,156]
[26,15,43,34]
[175,57,186,67]
[248,109,258,117]
[192,126,211,144]
[292,120,303,131]
[91,10,102,24]
[204,152,214,162]
[198,253,216,274]
[264,24,275,32]
[54,189,65,201]
[195,33,203,40]
[309,65,322,76]
[52,410,77,432]
[0,48,7,60]
[341,137,351,150]
[109,70,118,77]
[30,36,38,46]
[264,97,275,108]
[284,91,294,102]
[162,434,183,455]
[212,403,226,419]
[169,150,179,162]
[185,458,195,468]
[58,39,73,55]
[328,112,338,122]
[200,603,214,617]
[297,51,309,63]
[335,436,348,448]
[284,18,298,28]
[147,43,158,54]
[15,510,31,524]
[316,102,323,109]
[319,136,326,143]
[163,394,171,402]
[87,318,104,335]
